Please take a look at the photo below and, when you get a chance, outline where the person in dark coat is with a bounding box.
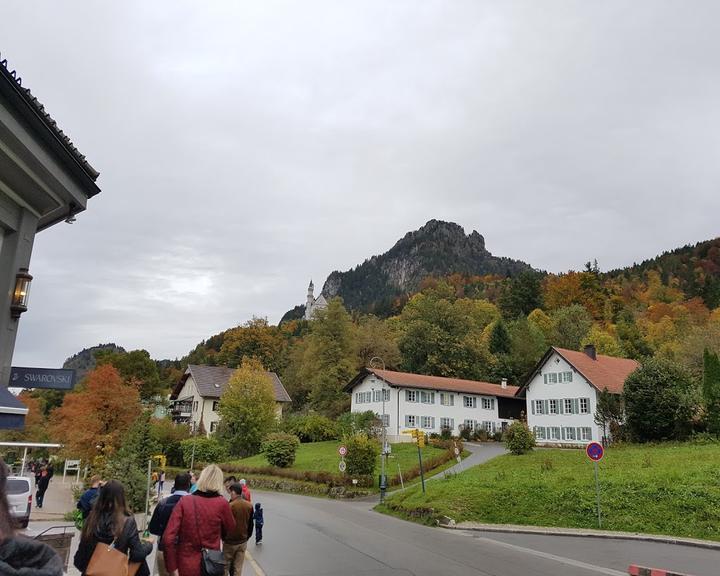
[149,473,191,576]
[76,475,102,519]
[254,502,264,544]
[73,480,153,576]
[163,464,235,576]
[36,468,50,509]
[0,458,63,576]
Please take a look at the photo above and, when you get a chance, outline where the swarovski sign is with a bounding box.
[9,367,76,390]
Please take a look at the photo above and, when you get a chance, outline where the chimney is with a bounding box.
[501,378,508,389]
[584,344,597,360]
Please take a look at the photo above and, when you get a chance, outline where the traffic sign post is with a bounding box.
[338,444,347,475]
[585,442,604,528]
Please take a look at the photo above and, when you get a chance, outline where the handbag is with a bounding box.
[85,539,129,576]
[192,497,226,576]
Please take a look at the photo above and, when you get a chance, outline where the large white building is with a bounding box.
[169,365,292,436]
[346,368,524,442]
[304,279,328,320]
[518,345,639,446]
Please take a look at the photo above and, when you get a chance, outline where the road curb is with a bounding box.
[443,522,720,551]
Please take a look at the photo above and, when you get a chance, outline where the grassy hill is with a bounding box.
[381,442,720,541]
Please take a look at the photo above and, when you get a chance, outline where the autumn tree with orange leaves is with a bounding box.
[50,364,141,465]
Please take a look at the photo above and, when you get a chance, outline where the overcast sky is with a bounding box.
[3,1,720,366]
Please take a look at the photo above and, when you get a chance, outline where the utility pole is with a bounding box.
[370,356,388,503]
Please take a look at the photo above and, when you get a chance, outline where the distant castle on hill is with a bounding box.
[304,280,328,320]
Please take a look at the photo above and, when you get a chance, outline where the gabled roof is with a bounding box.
[519,346,640,396]
[345,368,520,398]
[0,53,100,194]
[171,365,291,402]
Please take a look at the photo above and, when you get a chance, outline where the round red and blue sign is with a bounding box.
[586,441,604,462]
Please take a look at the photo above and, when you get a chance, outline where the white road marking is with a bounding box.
[470,535,627,576]
[246,550,267,576]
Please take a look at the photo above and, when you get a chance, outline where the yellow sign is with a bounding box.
[402,429,425,447]
[152,454,167,469]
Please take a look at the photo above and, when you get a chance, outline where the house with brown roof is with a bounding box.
[169,365,292,436]
[345,368,525,442]
[517,345,640,445]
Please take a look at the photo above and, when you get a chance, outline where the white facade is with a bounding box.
[174,374,284,437]
[304,280,328,320]
[350,374,514,442]
[525,352,601,445]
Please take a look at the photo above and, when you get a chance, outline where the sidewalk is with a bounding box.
[30,478,77,522]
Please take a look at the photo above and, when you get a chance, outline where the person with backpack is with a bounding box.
[76,475,102,520]
[253,502,264,544]
[73,480,154,576]
[149,473,191,576]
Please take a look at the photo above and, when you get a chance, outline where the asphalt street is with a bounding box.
[246,490,717,576]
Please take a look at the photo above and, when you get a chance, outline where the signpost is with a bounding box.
[338,444,347,476]
[10,367,76,390]
[585,441,604,528]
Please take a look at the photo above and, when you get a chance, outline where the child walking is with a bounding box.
[254,502,264,544]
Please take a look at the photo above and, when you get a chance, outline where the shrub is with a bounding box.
[283,414,338,442]
[337,411,380,438]
[504,421,535,455]
[262,433,300,468]
[180,436,228,467]
[439,427,453,440]
[473,429,489,442]
[459,427,472,441]
[624,358,696,442]
[344,433,379,476]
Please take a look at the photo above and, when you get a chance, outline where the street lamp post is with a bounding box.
[370,357,387,503]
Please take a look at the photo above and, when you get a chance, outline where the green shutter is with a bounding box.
[531,400,535,414]
[543,400,549,414]
[573,398,580,414]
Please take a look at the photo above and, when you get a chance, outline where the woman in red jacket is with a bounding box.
[163,464,236,576]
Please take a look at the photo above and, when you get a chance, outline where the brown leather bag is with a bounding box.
[85,540,129,576]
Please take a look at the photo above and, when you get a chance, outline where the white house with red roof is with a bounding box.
[518,345,640,445]
[345,368,525,442]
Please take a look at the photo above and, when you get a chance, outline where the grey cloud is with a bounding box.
[4,0,720,365]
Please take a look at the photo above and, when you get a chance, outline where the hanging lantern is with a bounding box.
[10,268,32,319]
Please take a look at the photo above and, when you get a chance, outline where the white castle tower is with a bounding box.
[304,279,328,320]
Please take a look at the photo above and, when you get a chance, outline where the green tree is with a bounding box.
[95,349,165,401]
[488,320,512,355]
[297,299,357,416]
[551,305,592,350]
[104,412,160,509]
[594,388,624,444]
[344,433,379,477]
[354,315,401,370]
[217,358,277,457]
[505,421,535,455]
[217,317,286,372]
[150,417,191,466]
[702,348,720,435]
[500,271,544,317]
[624,358,695,442]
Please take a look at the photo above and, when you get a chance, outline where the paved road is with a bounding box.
[432,441,506,479]
[247,490,717,576]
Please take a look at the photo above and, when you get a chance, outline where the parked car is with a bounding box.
[6,475,33,528]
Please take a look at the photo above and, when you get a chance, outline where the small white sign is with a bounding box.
[338,445,347,457]
[339,460,347,473]
[453,447,460,456]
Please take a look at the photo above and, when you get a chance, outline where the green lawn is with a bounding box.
[235,440,447,478]
[381,443,720,541]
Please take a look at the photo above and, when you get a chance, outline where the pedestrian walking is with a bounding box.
[163,464,236,576]
[149,473,191,576]
[223,484,254,576]
[76,475,102,519]
[35,467,50,509]
[73,480,154,576]
[223,476,237,500]
[0,458,64,575]
[254,502,264,544]
[158,470,166,498]
[239,478,251,503]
